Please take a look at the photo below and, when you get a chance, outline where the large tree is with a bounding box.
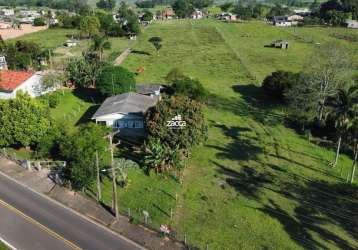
[59,123,109,190]
[145,95,208,151]
[171,76,209,102]
[304,42,352,122]
[80,15,101,38]
[0,93,51,148]
[96,66,136,97]
[327,85,358,167]
[96,0,116,10]
[172,0,194,18]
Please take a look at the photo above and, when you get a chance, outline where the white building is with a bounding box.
[345,20,358,29]
[0,71,52,99]
[0,9,15,16]
[191,9,204,19]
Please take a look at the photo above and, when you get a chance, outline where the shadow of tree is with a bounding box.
[208,84,284,127]
[75,105,100,126]
[213,161,275,200]
[208,124,262,162]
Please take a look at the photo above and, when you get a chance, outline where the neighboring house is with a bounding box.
[271,40,289,49]
[19,17,34,24]
[157,8,175,20]
[191,9,205,19]
[92,92,159,138]
[293,8,311,16]
[218,12,237,21]
[0,56,7,70]
[273,16,291,26]
[49,18,59,26]
[136,84,162,97]
[0,70,52,99]
[287,14,304,22]
[0,9,15,16]
[20,10,41,18]
[345,20,358,29]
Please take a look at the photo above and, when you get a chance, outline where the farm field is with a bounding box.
[101,19,358,249]
[9,28,77,49]
[0,24,48,40]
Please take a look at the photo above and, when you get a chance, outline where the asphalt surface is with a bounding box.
[0,172,144,250]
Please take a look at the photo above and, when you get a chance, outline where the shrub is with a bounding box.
[262,71,301,101]
[33,17,46,26]
[48,93,60,108]
[172,76,209,102]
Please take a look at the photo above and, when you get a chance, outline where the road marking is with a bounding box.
[0,198,81,250]
[0,236,17,250]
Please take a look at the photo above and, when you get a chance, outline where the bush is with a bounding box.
[48,93,60,108]
[97,66,136,97]
[33,17,46,26]
[262,71,301,101]
[172,76,209,102]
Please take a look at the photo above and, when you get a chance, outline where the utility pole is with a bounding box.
[106,130,120,220]
[96,150,101,202]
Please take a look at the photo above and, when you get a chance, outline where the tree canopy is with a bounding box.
[96,66,136,97]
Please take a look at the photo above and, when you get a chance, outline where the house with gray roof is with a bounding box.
[92,92,158,138]
[136,84,162,96]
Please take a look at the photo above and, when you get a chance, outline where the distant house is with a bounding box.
[157,8,175,20]
[136,84,162,97]
[345,20,358,29]
[287,14,304,23]
[271,40,289,49]
[19,10,41,18]
[218,12,237,21]
[191,9,205,19]
[273,16,291,26]
[49,18,59,26]
[293,8,311,16]
[19,17,34,24]
[0,71,52,99]
[92,92,159,138]
[0,56,7,70]
[0,9,15,17]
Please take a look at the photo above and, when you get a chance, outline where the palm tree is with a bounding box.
[327,85,358,168]
[90,35,111,61]
[347,119,358,183]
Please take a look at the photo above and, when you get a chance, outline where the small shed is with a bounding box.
[345,20,358,29]
[128,33,137,40]
[271,40,289,49]
[64,39,77,47]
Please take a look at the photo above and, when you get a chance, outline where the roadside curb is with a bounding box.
[0,170,147,250]
[0,236,17,250]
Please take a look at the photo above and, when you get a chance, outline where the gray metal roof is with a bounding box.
[92,92,158,119]
[136,84,162,95]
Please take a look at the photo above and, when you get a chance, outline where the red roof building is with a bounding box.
[0,70,34,92]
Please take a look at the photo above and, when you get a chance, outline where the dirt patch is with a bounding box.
[0,24,48,40]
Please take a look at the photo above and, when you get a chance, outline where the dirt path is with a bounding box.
[114,48,132,65]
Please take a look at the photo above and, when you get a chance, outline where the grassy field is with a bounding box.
[0,241,8,250]
[10,28,77,49]
[99,19,358,249]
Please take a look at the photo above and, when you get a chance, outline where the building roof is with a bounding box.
[0,70,33,92]
[273,16,288,22]
[136,84,162,95]
[92,92,158,119]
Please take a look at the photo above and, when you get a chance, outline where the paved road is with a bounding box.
[0,172,144,250]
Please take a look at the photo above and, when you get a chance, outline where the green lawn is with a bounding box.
[10,28,77,50]
[49,89,98,129]
[0,241,8,250]
[99,19,358,249]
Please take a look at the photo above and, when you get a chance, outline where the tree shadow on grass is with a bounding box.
[75,105,100,126]
[208,85,284,127]
[131,50,151,56]
[213,161,274,200]
[208,124,262,162]
[73,88,104,104]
